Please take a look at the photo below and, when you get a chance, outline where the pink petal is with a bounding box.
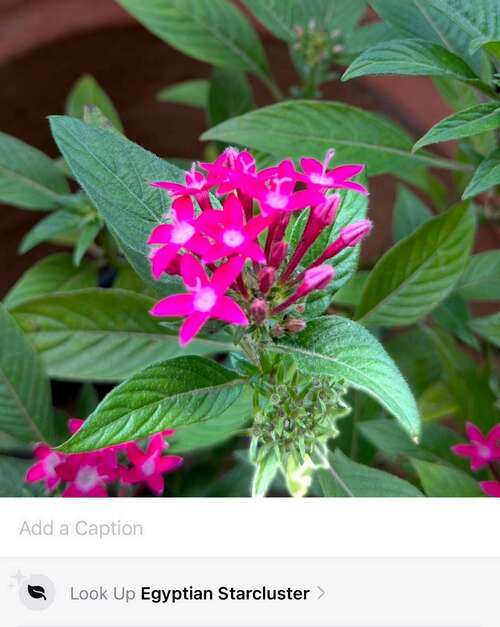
[151,181,186,196]
[179,311,210,345]
[150,293,194,317]
[211,296,249,326]
[202,243,230,264]
[300,157,322,176]
[148,224,173,245]
[33,443,52,460]
[245,215,271,239]
[224,194,244,228]
[126,443,146,466]
[452,444,477,459]
[187,234,213,258]
[62,484,85,497]
[68,418,84,434]
[287,189,325,211]
[172,196,195,222]
[181,254,209,290]
[151,245,180,280]
[466,422,485,443]
[335,181,369,196]
[148,433,166,455]
[46,475,61,491]
[148,474,165,495]
[158,455,183,473]
[329,164,365,179]
[25,462,46,483]
[212,256,245,294]
[480,481,500,497]
[86,485,108,497]
[122,467,144,484]
[243,241,266,263]
[487,424,500,444]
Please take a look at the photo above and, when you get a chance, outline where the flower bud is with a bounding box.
[285,317,306,333]
[259,266,276,296]
[250,298,268,325]
[270,324,285,338]
[273,265,334,314]
[269,241,288,269]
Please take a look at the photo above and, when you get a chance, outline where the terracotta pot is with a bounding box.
[0,0,497,299]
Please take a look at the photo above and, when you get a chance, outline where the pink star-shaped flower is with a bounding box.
[25,444,66,492]
[298,149,368,196]
[122,434,183,496]
[246,159,325,216]
[452,422,500,471]
[201,147,257,195]
[197,194,270,263]
[151,163,211,200]
[480,481,500,497]
[150,254,249,345]
[148,197,209,279]
[57,454,119,497]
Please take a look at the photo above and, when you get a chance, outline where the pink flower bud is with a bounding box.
[285,317,306,333]
[272,265,334,314]
[250,298,268,325]
[320,219,372,262]
[269,241,288,269]
[259,266,276,295]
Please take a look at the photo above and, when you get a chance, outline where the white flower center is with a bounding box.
[310,172,334,186]
[265,191,288,209]
[171,221,195,244]
[142,458,156,477]
[75,466,100,492]
[44,453,60,477]
[477,444,491,459]
[222,228,244,248]
[193,287,217,312]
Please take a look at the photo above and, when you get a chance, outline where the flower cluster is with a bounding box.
[148,148,371,345]
[25,419,182,497]
[452,422,500,497]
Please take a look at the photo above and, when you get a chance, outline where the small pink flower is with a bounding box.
[148,197,209,279]
[122,434,183,496]
[452,422,500,471]
[150,254,249,345]
[480,481,500,497]
[273,265,334,314]
[201,147,257,196]
[247,159,324,216]
[58,454,119,498]
[25,444,65,492]
[299,148,368,196]
[152,163,212,210]
[197,194,269,263]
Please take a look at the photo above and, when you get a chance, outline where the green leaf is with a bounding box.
[331,271,369,307]
[342,38,483,88]
[356,202,476,326]
[431,294,480,350]
[412,458,483,497]
[11,289,233,383]
[208,68,254,127]
[340,22,400,62]
[456,251,500,301]
[242,0,366,42]
[169,385,252,454]
[318,449,422,497]
[58,356,246,452]
[19,210,82,254]
[0,132,70,210]
[73,220,100,266]
[65,74,123,132]
[202,100,468,176]
[288,180,368,299]
[0,456,46,496]
[463,147,500,199]
[274,315,420,438]
[370,0,496,75]
[469,313,500,348]
[0,304,53,444]
[386,328,442,396]
[414,103,500,151]
[117,0,270,81]
[4,253,97,310]
[417,381,459,424]
[49,116,184,293]
[252,450,280,497]
[156,80,209,107]
[392,184,432,242]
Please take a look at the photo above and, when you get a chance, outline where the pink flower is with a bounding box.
[150,254,249,345]
[122,434,183,496]
[452,422,500,471]
[152,163,212,210]
[247,159,325,216]
[480,481,500,497]
[273,265,334,314]
[299,148,368,196]
[197,194,269,263]
[57,453,119,498]
[201,148,257,196]
[148,197,209,279]
[25,444,65,492]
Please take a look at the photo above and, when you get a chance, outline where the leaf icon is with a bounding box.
[28,585,47,600]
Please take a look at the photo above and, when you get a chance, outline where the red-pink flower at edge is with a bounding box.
[480,481,500,497]
[150,254,249,345]
[25,444,65,492]
[298,148,368,196]
[122,434,183,496]
[452,422,500,471]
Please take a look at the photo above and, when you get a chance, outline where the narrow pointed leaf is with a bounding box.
[469,313,500,348]
[157,80,209,107]
[462,148,500,199]
[58,356,246,452]
[66,74,123,132]
[392,184,432,242]
[412,458,483,497]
